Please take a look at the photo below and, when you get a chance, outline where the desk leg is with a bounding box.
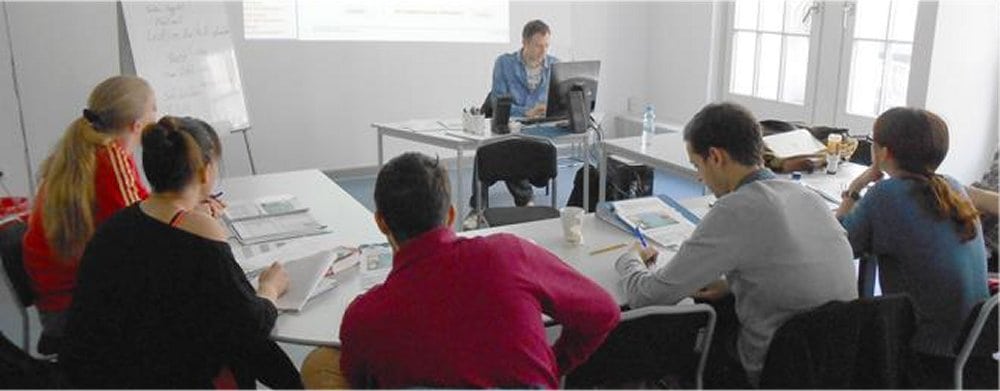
[858,255,877,298]
[598,144,607,204]
[377,128,385,169]
[456,148,465,231]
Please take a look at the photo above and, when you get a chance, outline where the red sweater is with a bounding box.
[23,141,148,312]
[339,227,620,389]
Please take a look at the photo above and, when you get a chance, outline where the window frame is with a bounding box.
[720,0,824,123]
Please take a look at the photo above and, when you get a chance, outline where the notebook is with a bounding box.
[596,195,699,251]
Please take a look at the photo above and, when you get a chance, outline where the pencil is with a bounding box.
[589,242,628,256]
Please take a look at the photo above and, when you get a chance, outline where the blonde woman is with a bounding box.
[22,75,157,351]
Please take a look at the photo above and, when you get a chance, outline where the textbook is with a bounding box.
[223,195,329,245]
[596,195,698,251]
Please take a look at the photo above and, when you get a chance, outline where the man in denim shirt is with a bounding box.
[466,21,559,227]
[491,20,559,118]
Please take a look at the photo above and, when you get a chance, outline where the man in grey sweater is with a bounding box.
[615,102,857,386]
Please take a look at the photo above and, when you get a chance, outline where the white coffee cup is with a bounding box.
[560,206,585,244]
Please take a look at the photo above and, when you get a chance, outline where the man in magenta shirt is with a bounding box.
[304,152,619,388]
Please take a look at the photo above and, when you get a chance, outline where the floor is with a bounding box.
[0,160,703,378]
[332,158,705,214]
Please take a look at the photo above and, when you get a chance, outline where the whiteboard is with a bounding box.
[122,2,250,133]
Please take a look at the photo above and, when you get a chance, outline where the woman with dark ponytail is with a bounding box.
[836,107,988,387]
[60,116,301,388]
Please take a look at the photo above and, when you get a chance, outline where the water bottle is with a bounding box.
[641,104,656,147]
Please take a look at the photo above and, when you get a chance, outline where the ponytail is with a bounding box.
[923,174,980,242]
[37,75,154,262]
[874,107,979,242]
[40,118,115,260]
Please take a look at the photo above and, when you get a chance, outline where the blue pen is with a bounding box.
[632,225,648,248]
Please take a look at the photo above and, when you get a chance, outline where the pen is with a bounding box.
[210,191,224,199]
[589,242,628,256]
[631,225,648,248]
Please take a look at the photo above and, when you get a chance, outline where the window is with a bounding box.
[729,0,815,105]
[721,1,935,131]
[844,0,919,118]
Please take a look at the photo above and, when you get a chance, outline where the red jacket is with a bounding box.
[339,227,620,388]
[23,141,148,312]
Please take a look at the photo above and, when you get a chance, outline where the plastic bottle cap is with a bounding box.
[791,171,802,181]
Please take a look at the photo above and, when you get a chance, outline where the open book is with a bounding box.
[597,196,697,251]
[223,195,329,245]
[763,129,827,159]
[242,242,361,312]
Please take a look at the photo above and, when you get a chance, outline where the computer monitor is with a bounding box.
[545,60,601,120]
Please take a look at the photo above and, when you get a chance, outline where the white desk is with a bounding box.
[463,197,708,306]
[600,132,698,193]
[372,119,595,227]
[598,134,869,204]
[220,169,384,347]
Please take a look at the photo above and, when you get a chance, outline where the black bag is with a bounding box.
[759,120,854,173]
[567,157,653,212]
[0,332,65,388]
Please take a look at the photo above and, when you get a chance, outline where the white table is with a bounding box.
[598,133,869,204]
[220,169,384,347]
[463,197,708,306]
[599,132,698,200]
[372,118,595,227]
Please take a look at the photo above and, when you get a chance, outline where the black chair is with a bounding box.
[474,136,560,228]
[564,304,717,389]
[759,294,916,389]
[0,331,64,388]
[0,220,60,357]
[1,221,32,352]
[953,294,998,389]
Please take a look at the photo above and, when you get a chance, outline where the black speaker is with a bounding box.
[492,95,512,134]
[568,84,589,134]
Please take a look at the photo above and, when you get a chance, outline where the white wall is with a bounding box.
[6,2,120,190]
[926,0,999,182]
[0,4,30,197]
[645,1,717,128]
[0,1,650,183]
[229,1,649,174]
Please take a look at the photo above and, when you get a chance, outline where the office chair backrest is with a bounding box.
[564,304,716,389]
[760,294,915,389]
[0,220,32,307]
[953,294,998,389]
[475,136,557,188]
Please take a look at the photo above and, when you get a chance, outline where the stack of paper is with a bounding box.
[223,195,329,245]
[358,243,393,290]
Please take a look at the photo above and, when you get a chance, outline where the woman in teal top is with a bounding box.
[836,107,988,386]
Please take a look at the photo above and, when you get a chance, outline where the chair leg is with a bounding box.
[20,308,30,353]
[550,179,557,208]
